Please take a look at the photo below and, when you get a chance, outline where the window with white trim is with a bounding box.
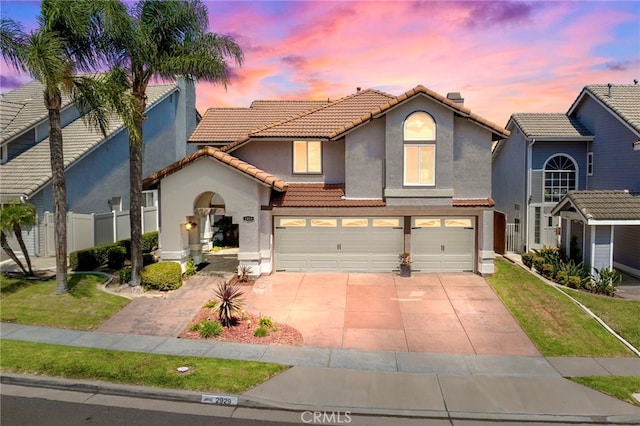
[544,155,576,202]
[587,152,593,176]
[142,190,157,207]
[0,144,7,164]
[403,112,436,186]
[293,141,321,174]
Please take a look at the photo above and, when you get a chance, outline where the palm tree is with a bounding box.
[103,0,244,286]
[0,0,127,294]
[0,203,37,276]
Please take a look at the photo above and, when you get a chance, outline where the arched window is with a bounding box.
[544,155,576,202]
[404,111,435,140]
[404,112,436,186]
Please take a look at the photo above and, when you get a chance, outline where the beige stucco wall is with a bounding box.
[157,156,273,274]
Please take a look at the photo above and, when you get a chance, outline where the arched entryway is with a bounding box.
[189,191,238,264]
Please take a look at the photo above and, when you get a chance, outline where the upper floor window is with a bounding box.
[404,111,435,141]
[587,152,593,176]
[404,112,436,186]
[293,140,321,174]
[544,154,576,202]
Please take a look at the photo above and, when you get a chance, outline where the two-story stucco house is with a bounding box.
[492,84,640,276]
[144,85,509,276]
[0,76,198,256]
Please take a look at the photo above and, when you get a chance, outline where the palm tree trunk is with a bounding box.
[128,89,146,286]
[1,231,28,275]
[13,224,33,276]
[46,93,68,294]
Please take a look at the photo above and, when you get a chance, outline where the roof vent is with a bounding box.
[356,87,361,93]
[607,83,612,97]
[446,92,464,105]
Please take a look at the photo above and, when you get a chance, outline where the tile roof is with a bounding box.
[249,99,330,111]
[552,190,640,222]
[0,83,177,198]
[1,80,75,144]
[452,198,495,207]
[270,184,386,207]
[143,146,287,191]
[510,113,593,139]
[571,85,640,133]
[216,85,510,154]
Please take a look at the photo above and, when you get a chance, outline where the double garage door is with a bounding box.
[274,216,475,273]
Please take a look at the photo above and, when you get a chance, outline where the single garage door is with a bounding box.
[275,217,404,272]
[411,217,475,272]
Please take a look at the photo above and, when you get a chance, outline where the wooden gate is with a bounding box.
[494,211,506,255]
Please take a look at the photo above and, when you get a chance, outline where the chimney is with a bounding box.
[446,92,464,105]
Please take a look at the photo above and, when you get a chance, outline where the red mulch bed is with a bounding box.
[179,305,304,346]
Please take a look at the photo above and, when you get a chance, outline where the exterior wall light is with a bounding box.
[185,221,198,231]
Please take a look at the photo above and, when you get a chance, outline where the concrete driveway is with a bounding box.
[244,273,540,356]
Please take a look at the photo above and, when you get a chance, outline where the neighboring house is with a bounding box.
[0,76,198,256]
[492,84,640,276]
[144,86,509,276]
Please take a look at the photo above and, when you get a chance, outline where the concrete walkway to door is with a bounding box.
[244,273,540,356]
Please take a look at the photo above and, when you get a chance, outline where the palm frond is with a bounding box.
[0,18,27,71]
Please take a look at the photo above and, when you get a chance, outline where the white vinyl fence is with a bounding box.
[44,206,158,256]
[506,223,522,253]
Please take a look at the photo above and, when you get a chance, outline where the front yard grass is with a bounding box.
[560,288,640,350]
[0,273,129,330]
[0,340,288,394]
[570,376,640,407]
[487,258,633,357]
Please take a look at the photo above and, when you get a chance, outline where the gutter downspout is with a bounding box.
[525,138,535,252]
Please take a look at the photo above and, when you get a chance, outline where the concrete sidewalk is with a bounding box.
[2,323,639,424]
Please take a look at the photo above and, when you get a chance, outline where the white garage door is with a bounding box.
[411,217,475,272]
[275,217,404,272]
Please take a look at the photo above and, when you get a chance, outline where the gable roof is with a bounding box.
[508,113,594,140]
[0,83,178,199]
[568,84,640,135]
[217,85,510,153]
[143,146,287,191]
[1,80,76,144]
[550,190,640,225]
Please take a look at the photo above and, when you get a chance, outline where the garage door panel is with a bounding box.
[411,217,475,272]
[275,217,403,272]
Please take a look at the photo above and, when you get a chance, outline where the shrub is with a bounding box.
[567,275,582,289]
[140,262,182,291]
[69,249,100,271]
[590,267,621,296]
[238,264,253,282]
[541,263,555,279]
[555,270,569,287]
[213,281,245,327]
[141,231,159,252]
[185,257,197,277]
[532,256,546,274]
[521,252,534,269]
[253,326,269,337]
[259,316,273,328]
[119,267,132,284]
[142,253,157,266]
[107,245,127,269]
[197,320,223,338]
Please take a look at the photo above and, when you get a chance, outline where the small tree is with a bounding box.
[0,203,37,276]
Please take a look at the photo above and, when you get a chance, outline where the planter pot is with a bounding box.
[400,264,411,277]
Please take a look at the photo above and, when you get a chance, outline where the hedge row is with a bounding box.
[70,231,158,271]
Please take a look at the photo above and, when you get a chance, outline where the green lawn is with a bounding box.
[0,340,288,394]
[0,273,129,330]
[571,376,640,407]
[487,258,633,357]
[561,287,640,350]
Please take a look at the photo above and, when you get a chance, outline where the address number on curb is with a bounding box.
[201,394,238,405]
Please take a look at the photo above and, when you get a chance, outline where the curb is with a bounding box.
[3,373,639,425]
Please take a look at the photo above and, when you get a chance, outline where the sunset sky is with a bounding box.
[1,1,639,126]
